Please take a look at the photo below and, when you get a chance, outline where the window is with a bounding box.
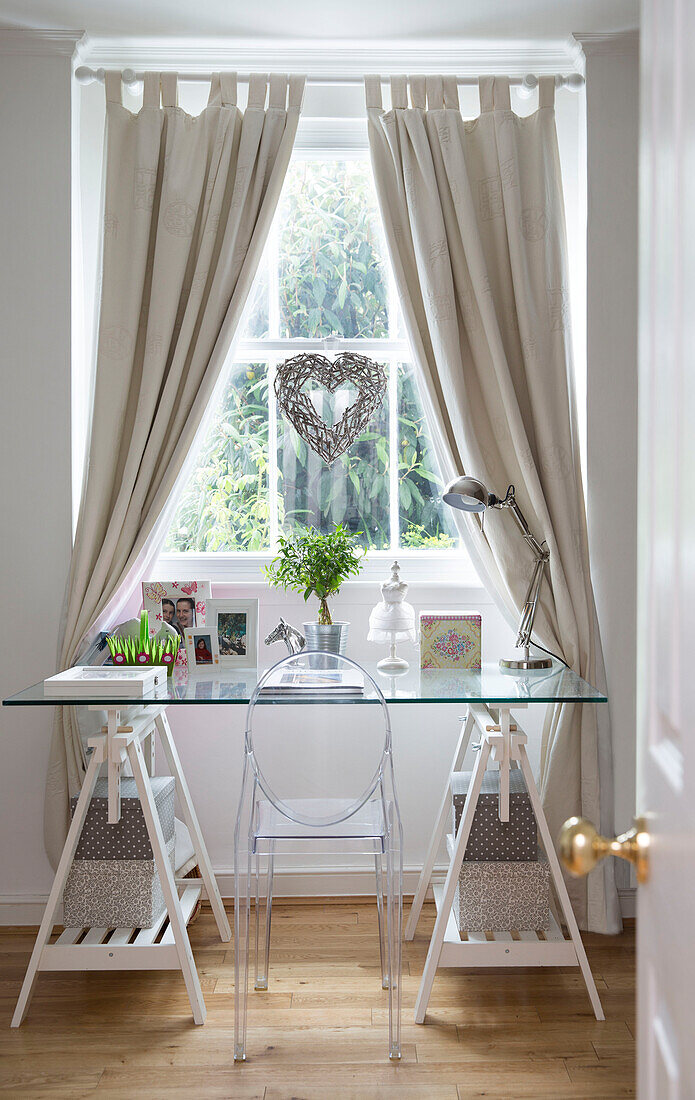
[164,154,460,565]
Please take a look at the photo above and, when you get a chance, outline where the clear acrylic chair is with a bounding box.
[234,652,403,1062]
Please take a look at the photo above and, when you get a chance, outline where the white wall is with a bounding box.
[0,37,639,919]
[0,46,75,919]
[580,32,640,880]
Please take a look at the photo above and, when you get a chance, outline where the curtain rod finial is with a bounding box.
[518,74,538,99]
[74,65,94,86]
[74,66,107,86]
[562,72,585,91]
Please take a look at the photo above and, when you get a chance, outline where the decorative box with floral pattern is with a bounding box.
[446,835,550,932]
[63,836,176,929]
[419,611,482,670]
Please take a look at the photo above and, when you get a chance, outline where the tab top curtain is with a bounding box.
[44,71,305,866]
[365,74,620,933]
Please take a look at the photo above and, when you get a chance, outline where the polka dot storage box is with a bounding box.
[63,776,175,929]
[451,766,537,861]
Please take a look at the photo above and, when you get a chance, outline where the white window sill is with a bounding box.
[154,549,483,588]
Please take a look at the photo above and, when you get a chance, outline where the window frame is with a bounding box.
[157,120,480,586]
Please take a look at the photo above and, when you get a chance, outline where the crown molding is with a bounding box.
[0,27,85,57]
[573,30,639,58]
[77,35,585,77]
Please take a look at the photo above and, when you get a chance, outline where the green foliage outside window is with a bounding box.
[166,364,272,553]
[397,364,457,549]
[278,385,391,548]
[164,159,459,556]
[279,161,389,339]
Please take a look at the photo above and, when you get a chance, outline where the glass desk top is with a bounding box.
[3,662,606,707]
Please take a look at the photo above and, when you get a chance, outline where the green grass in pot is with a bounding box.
[265,524,364,626]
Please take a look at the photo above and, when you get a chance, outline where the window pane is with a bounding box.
[164,363,270,552]
[397,363,460,549]
[278,160,389,339]
[277,366,390,550]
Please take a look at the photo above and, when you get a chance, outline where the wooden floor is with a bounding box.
[0,901,635,1099]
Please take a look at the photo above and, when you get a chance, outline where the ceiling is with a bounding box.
[0,0,639,40]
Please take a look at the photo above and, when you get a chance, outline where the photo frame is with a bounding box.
[205,598,259,669]
[142,581,212,645]
[184,628,216,673]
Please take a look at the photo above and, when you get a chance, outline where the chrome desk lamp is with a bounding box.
[443,475,552,671]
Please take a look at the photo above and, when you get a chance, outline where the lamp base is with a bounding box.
[499,655,552,672]
[377,654,409,674]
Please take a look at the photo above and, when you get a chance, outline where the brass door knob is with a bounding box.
[558,816,650,885]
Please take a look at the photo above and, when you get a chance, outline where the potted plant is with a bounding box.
[265,524,364,654]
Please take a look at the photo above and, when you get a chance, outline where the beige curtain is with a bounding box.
[44,70,305,866]
[366,74,620,933]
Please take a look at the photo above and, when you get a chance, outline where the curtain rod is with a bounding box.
[74,66,584,94]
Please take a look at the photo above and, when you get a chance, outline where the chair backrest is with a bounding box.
[245,652,392,828]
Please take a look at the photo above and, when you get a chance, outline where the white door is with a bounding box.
[637,0,695,1095]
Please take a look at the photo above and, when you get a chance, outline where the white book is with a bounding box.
[44,665,168,698]
[259,668,364,695]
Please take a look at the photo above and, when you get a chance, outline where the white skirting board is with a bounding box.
[0,869,638,924]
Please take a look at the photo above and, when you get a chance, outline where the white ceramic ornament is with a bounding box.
[367,560,417,674]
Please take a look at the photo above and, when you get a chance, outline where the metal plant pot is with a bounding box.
[303,621,349,656]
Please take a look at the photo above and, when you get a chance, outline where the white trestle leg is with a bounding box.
[154,711,231,943]
[128,736,206,1025]
[11,748,103,1027]
[414,735,492,1023]
[411,703,604,1025]
[516,744,604,1020]
[406,710,473,940]
[11,704,225,1028]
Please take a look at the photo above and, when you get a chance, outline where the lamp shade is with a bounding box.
[442,476,491,512]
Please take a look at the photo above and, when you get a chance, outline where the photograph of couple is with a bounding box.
[161,596,196,640]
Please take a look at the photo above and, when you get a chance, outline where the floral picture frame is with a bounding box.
[205,598,259,669]
[141,581,212,665]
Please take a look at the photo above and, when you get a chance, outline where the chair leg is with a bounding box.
[386,816,403,1061]
[255,844,274,991]
[374,851,388,989]
[254,848,262,989]
[234,847,251,1060]
[234,765,254,1063]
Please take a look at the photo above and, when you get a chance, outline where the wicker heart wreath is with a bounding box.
[274,352,387,464]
